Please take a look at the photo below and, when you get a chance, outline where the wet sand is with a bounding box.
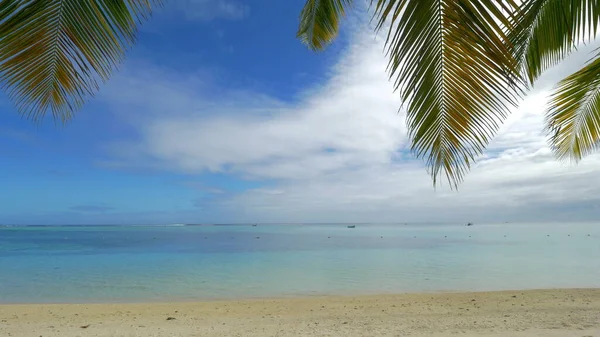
[1,288,599,336]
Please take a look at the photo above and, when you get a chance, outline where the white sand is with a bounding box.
[1,288,599,336]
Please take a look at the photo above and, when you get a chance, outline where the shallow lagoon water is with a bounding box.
[1,222,599,303]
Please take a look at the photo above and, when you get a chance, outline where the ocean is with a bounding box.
[0,222,599,303]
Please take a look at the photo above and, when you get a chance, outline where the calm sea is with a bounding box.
[0,222,599,303]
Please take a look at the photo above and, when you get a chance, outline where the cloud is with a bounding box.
[169,0,249,22]
[46,169,69,177]
[102,21,600,222]
[105,30,404,180]
[182,181,226,194]
[0,127,37,144]
[70,205,115,213]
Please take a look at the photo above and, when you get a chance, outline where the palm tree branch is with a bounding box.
[371,0,522,188]
[547,53,600,162]
[0,0,162,121]
[297,0,353,51]
[512,0,600,85]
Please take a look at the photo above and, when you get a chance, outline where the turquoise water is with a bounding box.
[0,223,599,303]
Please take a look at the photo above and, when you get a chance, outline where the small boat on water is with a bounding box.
[347,225,356,228]
[466,222,473,226]
[252,224,257,227]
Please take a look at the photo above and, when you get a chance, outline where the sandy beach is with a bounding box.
[1,288,599,337]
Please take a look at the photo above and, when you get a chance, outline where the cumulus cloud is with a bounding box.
[105,28,404,178]
[102,22,600,222]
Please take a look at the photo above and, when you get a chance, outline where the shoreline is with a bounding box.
[2,288,599,336]
[3,286,598,306]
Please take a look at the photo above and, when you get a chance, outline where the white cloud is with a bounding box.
[172,0,249,21]
[103,23,600,223]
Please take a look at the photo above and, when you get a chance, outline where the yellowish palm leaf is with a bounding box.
[547,54,600,161]
[0,0,161,121]
[298,0,523,187]
[512,0,600,161]
[297,0,353,51]
[512,0,600,84]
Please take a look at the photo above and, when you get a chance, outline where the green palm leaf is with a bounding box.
[297,0,353,51]
[547,53,600,162]
[0,0,161,121]
[381,0,523,187]
[512,0,600,84]
[300,0,522,187]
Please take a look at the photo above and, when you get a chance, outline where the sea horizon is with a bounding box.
[3,220,597,227]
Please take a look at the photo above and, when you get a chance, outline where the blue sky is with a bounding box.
[2,0,600,225]
[0,0,344,224]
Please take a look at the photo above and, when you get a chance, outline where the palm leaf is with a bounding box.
[297,0,523,187]
[297,0,353,51]
[369,0,522,187]
[511,0,600,85]
[0,0,161,121]
[547,53,600,162]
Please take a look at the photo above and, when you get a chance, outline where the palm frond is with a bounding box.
[370,0,522,188]
[546,53,600,162]
[511,0,600,85]
[0,0,162,121]
[297,0,353,51]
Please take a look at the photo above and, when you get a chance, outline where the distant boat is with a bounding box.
[252,224,257,227]
[466,222,473,226]
[347,225,356,228]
